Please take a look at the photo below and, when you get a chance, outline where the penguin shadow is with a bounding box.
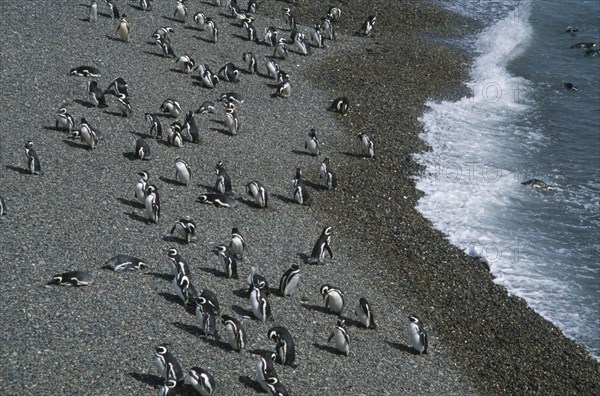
[159,176,184,186]
[43,125,68,132]
[158,292,183,306]
[105,34,126,42]
[231,33,250,42]
[266,83,281,89]
[162,16,186,24]
[145,272,172,282]
[169,68,188,75]
[198,266,226,278]
[98,12,112,19]
[142,50,170,59]
[128,4,149,11]
[232,286,253,299]
[124,211,151,223]
[385,340,422,355]
[127,372,163,387]
[73,99,96,108]
[62,139,89,150]
[131,131,155,139]
[231,304,254,319]
[117,197,144,209]
[341,317,365,329]
[162,235,187,245]
[104,110,126,117]
[300,303,334,315]
[4,165,31,175]
[196,182,218,192]
[290,149,315,157]
[173,321,203,337]
[122,152,149,161]
[273,193,296,205]
[183,25,203,32]
[209,127,233,136]
[196,36,217,44]
[313,342,347,356]
[238,375,264,393]
[303,179,328,191]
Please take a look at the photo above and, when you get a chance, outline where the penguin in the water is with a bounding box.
[320,284,345,315]
[188,367,216,396]
[174,158,191,186]
[24,141,41,175]
[307,226,333,264]
[521,179,557,191]
[47,271,94,286]
[267,326,296,367]
[407,315,429,354]
[222,314,248,352]
[564,82,578,91]
[355,297,377,329]
[328,319,350,356]
[154,344,185,384]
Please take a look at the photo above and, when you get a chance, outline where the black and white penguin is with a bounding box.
[158,379,177,396]
[104,254,148,271]
[214,161,233,195]
[273,38,289,59]
[319,157,338,190]
[104,77,129,97]
[305,128,321,156]
[242,51,258,74]
[320,284,344,315]
[79,117,99,149]
[116,14,130,41]
[244,20,259,43]
[206,18,218,43]
[224,107,240,135]
[255,351,278,393]
[250,286,272,322]
[144,184,160,223]
[154,26,174,42]
[154,344,185,384]
[246,180,268,208]
[47,271,94,286]
[267,326,296,367]
[132,138,151,160]
[173,270,197,306]
[357,132,375,158]
[218,62,240,82]
[116,93,132,117]
[196,193,237,208]
[139,0,151,11]
[134,171,149,204]
[161,99,182,118]
[105,0,120,19]
[167,248,190,277]
[264,376,289,396]
[355,297,377,329]
[24,141,41,175]
[279,264,300,297]
[89,0,98,23]
[170,217,197,243]
[329,97,349,115]
[571,42,596,49]
[196,101,216,115]
[275,81,292,98]
[69,65,101,78]
[307,226,334,264]
[55,107,75,132]
[166,122,184,147]
[173,0,188,22]
[265,59,280,80]
[564,82,578,91]
[174,158,191,186]
[229,227,246,260]
[293,32,309,55]
[328,319,350,356]
[194,12,206,29]
[407,315,428,354]
[213,245,238,279]
[0,195,6,217]
[321,16,335,41]
[246,269,270,297]
[309,24,324,49]
[328,6,342,22]
[176,54,196,74]
[220,92,245,106]
[87,81,107,108]
[264,26,279,47]
[521,178,557,191]
[188,367,216,396]
[358,15,376,36]
[144,113,163,139]
[222,314,248,352]
[198,289,221,317]
[197,64,219,88]
[155,35,176,58]
[196,296,220,339]
[182,111,200,143]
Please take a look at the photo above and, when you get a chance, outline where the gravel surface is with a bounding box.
[1,1,598,395]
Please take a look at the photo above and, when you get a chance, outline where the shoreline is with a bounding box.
[0,1,598,395]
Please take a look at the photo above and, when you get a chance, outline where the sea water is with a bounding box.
[417,0,600,360]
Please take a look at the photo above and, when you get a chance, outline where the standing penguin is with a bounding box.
[182,111,200,143]
[320,284,345,315]
[79,117,99,149]
[243,51,258,74]
[358,15,376,36]
[305,128,321,156]
[355,297,377,329]
[255,351,278,393]
[55,107,75,132]
[144,113,163,139]
[133,138,151,160]
[196,296,220,339]
[307,226,333,264]
[278,264,300,297]
[174,158,191,186]
[154,344,184,384]
[24,141,41,175]
[206,18,218,43]
[173,270,197,306]
[249,286,272,322]
[267,326,296,367]
[357,132,375,158]
[221,314,248,352]
[87,81,107,107]
[134,171,149,204]
[173,0,188,22]
[229,227,246,260]
[328,319,350,356]
[188,367,216,396]
[158,379,177,396]
[407,315,428,354]
[144,184,160,223]
[246,180,268,208]
[213,245,238,279]
[116,93,132,117]
[89,0,98,23]
[0,195,6,217]
[224,107,240,135]
[319,157,338,190]
[116,14,130,41]
[170,217,197,243]
[214,161,233,195]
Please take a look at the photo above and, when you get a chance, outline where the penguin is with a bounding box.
[255,351,278,393]
[521,179,557,191]
[247,0,257,13]
[87,81,107,108]
[206,18,218,43]
[89,0,98,23]
[307,226,333,264]
[47,271,94,286]
[246,269,270,297]
[197,64,219,88]
[310,23,324,49]
[174,158,191,186]
[193,12,206,30]
[144,184,160,223]
[24,141,41,175]
[220,92,244,106]
[154,26,174,42]
[176,54,196,74]
[242,51,258,74]
[132,138,151,160]
[188,367,216,396]
[166,122,184,147]
[69,65,101,78]
[585,48,600,56]
[328,6,342,22]
[155,35,176,58]
[213,245,238,279]
[357,132,375,158]
[116,93,132,117]
[182,110,200,142]
[276,70,289,86]
[328,319,350,356]
[78,117,99,149]
[244,20,258,43]
[319,157,337,190]
[173,270,197,306]
[196,193,237,208]
[264,26,279,47]
[279,264,300,297]
[355,297,377,329]
[273,38,289,59]
[55,107,75,132]
[329,97,349,115]
[571,42,596,49]
[222,314,248,352]
[265,376,289,396]
[267,326,296,367]
[565,26,579,34]
[104,254,148,271]
[564,82,578,91]
[214,161,233,195]
[196,100,215,114]
[275,81,291,98]
[198,289,221,317]
[224,108,240,135]
[293,32,309,55]
[196,296,220,339]
[158,379,177,396]
[246,180,268,208]
[154,344,185,384]
[358,15,376,36]
[116,14,130,42]
[167,248,191,277]
[139,0,152,11]
[218,62,240,83]
[161,99,182,118]
[105,0,120,19]
[144,113,163,139]
[320,284,344,314]
[305,128,321,156]
[170,217,197,243]
[0,195,5,217]
[134,171,149,204]
[250,286,272,322]
[229,227,246,260]
[104,77,129,97]
[266,60,280,80]
[282,8,293,28]
[407,315,428,354]
[173,0,187,22]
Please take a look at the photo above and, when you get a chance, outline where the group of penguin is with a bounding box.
[15,1,432,395]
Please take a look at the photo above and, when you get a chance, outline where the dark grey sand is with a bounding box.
[0,1,598,395]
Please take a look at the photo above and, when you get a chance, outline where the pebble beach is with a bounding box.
[1,1,599,395]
